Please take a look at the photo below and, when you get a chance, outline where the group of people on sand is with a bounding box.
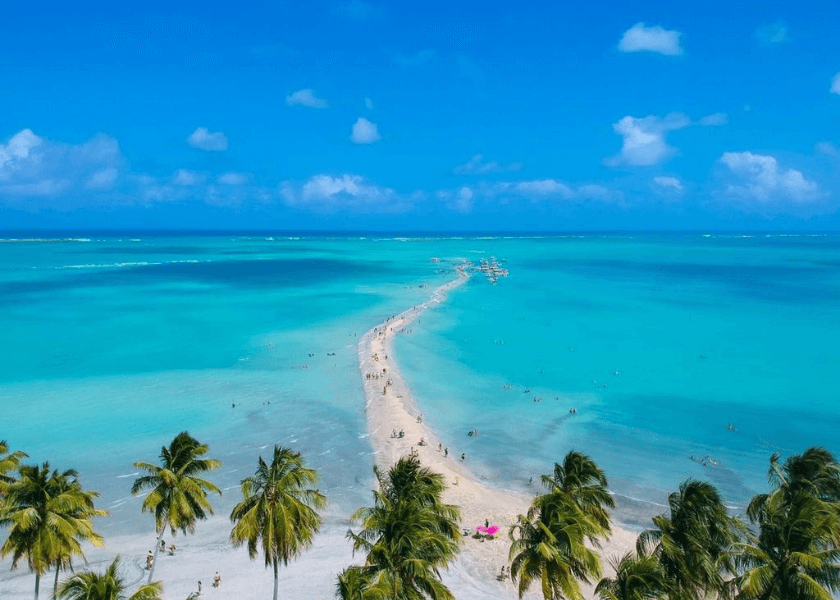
[391,429,405,438]
[146,545,221,594]
[145,541,177,570]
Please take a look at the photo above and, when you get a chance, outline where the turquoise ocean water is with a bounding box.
[2,231,839,537]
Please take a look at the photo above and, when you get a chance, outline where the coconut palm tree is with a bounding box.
[728,448,840,600]
[595,552,667,600]
[537,451,615,542]
[747,446,840,524]
[0,463,108,600]
[56,556,163,600]
[131,431,221,584]
[730,492,840,600]
[509,492,602,600]
[0,440,27,496]
[637,479,744,600]
[346,455,461,600]
[335,566,375,600]
[48,472,110,598]
[230,446,326,600]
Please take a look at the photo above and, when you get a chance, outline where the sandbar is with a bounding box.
[358,268,636,596]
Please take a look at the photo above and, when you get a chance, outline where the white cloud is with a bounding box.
[576,184,616,200]
[699,113,728,126]
[719,151,821,205]
[506,179,574,198]
[172,169,206,186]
[217,172,250,185]
[394,49,435,67]
[0,129,122,202]
[86,168,119,190]
[652,176,684,194]
[0,129,277,209]
[351,118,381,144]
[204,182,269,207]
[187,127,228,151]
[0,129,42,171]
[755,23,790,45]
[286,89,328,109]
[606,113,690,167]
[134,171,267,206]
[478,179,620,204]
[454,154,523,175]
[816,141,839,157]
[618,23,683,56]
[436,186,474,212]
[280,174,410,212]
[831,72,840,95]
[364,97,374,110]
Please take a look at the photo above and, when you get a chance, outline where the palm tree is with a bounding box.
[729,448,840,600]
[56,556,163,600]
[49,471,110,598]
[595,552,667,600]
[230,446,327,600]
[335,566,374,600]
[747,446,840,524]
[508,492,602,600]
[131,431,221,584]
[637,479,744,600]
[0,440,27,496]
[346,455,461,600]
[0,463,108,600]
[730,492,840,600]
[537,451,615,542]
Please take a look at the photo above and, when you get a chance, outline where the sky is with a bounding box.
[1,0,839,231]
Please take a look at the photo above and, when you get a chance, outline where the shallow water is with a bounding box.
[2,231,840,590]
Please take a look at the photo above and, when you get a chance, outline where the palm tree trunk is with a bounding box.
[34,572,39,600]
[53,561,60,598]
[147,526,166,584]
[273,557,279,600]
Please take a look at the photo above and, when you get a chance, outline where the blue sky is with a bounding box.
[1,0,839,230]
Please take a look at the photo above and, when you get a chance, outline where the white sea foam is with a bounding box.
[0,237,91,243]
[54,259,202,270]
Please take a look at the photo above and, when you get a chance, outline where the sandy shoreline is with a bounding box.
[358,269,637,597]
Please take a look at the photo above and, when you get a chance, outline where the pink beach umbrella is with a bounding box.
[485,525,500,536]
[475,526,487,533]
